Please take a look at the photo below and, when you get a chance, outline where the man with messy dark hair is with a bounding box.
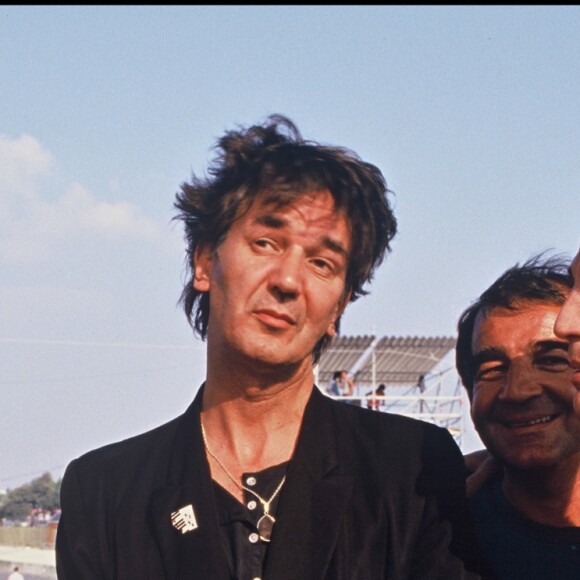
[175,115,395,363]
[57,115,478,579]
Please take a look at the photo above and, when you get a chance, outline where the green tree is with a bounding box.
[29,472,60,511]
[0,472,60,521]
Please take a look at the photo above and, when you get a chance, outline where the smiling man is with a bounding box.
[56,115,479,578]
[456,254,580,579]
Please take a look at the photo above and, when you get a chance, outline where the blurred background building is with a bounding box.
[316,335,467,448]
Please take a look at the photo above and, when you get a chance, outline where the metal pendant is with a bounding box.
[257,513,275,542]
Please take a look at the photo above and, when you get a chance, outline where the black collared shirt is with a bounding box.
[212,461,289,580]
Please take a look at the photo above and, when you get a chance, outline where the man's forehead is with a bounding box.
[252,188,344,215]
[247,190,351,241]
[472,303,564,353]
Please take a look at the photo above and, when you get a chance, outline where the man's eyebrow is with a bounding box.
[321,235,348,257]
[534,339,569,354]
[255,214,286,228]
[471,346,508,370]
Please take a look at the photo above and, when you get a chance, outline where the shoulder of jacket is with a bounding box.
[69,412,184,475]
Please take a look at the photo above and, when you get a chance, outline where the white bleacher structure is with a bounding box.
[315,335,466,448]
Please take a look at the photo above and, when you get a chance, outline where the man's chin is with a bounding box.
[482,441,558,472]
[242,348,312,377]
[502,454,559,472]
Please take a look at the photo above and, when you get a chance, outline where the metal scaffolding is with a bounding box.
[315,335,465,448]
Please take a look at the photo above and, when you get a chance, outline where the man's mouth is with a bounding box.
[254,309,296,328]
[503,414,557,428]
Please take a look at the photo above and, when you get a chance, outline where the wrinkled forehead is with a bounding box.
[471,302,564,353]
[247,188,351,231]
[255,186,346,214]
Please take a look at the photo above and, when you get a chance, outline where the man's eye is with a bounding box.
[311,258,335,274]
[314,259,330,269]
[254,239,275,250]
[475,364,506,382]
[537,356,570,370]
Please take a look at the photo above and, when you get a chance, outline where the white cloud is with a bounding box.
[62,184,159,237]
[0,134,165,263]
[0,134,53,212]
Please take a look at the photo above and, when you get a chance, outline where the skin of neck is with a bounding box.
[502,461,580,527]
[200,339,316,478]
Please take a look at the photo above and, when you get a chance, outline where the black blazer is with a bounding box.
[56,386,480,579]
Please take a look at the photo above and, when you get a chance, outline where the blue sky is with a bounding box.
[1,6,579,488]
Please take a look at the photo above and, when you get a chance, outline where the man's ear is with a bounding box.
[326,320,337,339]
[326,290,351,338]
[193,243,214,292]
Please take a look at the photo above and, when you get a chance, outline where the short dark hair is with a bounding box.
[456,253,573,397]
[174,114,397,363]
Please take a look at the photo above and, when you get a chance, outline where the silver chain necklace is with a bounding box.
[200,421,287,542]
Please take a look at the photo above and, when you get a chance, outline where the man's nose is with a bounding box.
[555,290,580,341]
[499,363,543,401]
[268,249,303,299]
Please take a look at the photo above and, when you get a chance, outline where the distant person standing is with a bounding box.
[366,383,386,411]
[8,566,24,580]
[327,369,358,404]
[327,369,352,397]
[343,371,356,401]
[326,370,343,396]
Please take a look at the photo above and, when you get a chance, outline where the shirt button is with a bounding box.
[249,532,260,543]
[246,476,257,486]
[247,500,257,510]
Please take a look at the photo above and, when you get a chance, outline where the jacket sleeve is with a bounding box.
[410,424,482,579]
[56,459,109,579]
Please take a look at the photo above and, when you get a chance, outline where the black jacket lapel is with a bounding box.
[264,388,355,579]
[147,387,230,579]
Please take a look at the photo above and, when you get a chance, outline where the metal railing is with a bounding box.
[326,390,465,448]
